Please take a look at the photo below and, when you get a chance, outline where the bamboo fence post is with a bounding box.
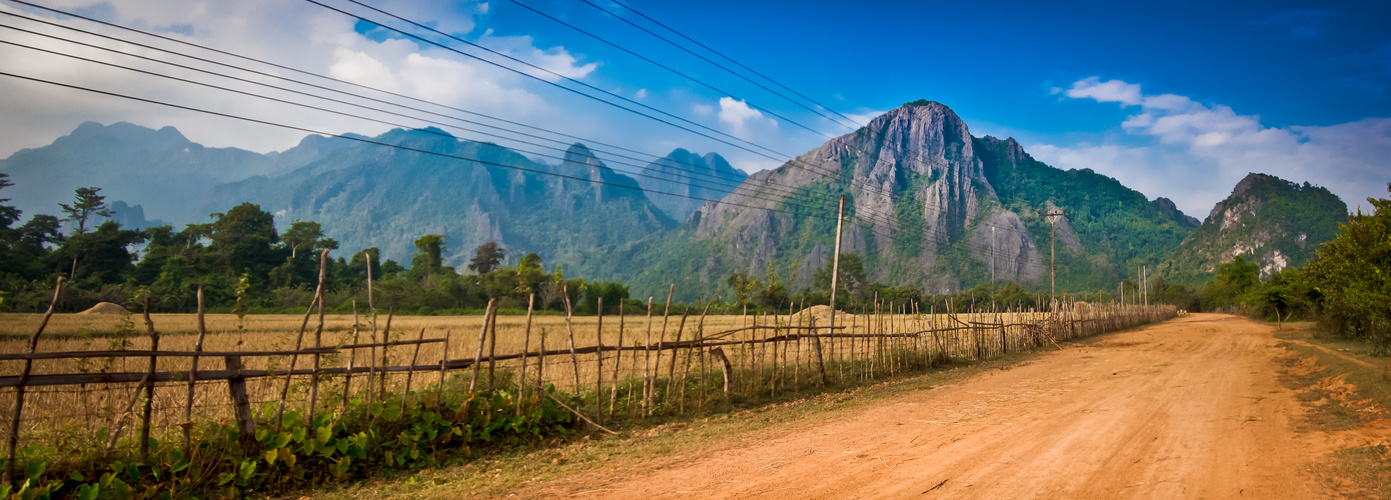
[652,285,674,413]
[869,297,879,380]
[467,300,497,415]
[768,310,776,399]
[183,285,207,456]
[642,297,654,417]
[342,300,360,414]
[224,355,255,454]
[609,300,625,418]
[436,331,450,409]
[695,301,710,411]
[561,284,581,395]
[664,307,690,406]
[139,294,159,463]
[488,303,500,393]
[518,294,535,415]
[404,329,426,395]
[595,297,604,424]
[378,310,395,400]
[5,277,62,485]
[365,251,377,406]
[740,302,749,396]
[627,338,640,418]
[793,300,802,389]
[888,301,897,377]
[309,249,328,423]
[535,327,547,396]
[275,292,317,431]
[678,302,709,413]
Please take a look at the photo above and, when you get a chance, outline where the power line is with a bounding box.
[579,0,861,131]
[0,61,1042,274]
[327,0,1045,252]
[605,0,863,129]
[2,1,1051,274]
[0,8,838,212]
[509,0,842,139]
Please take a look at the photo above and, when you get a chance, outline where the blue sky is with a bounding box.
[1,0,1387,216]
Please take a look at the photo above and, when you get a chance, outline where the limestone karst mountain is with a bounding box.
[1162,172,1347,283]
[570,100,1206,300]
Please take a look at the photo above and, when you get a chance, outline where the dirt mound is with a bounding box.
[790,305,854,326]
[77,302,129,315]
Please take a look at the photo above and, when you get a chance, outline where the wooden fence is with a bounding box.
[0,257,1176,484]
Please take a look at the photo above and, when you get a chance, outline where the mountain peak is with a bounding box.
[1231,172,1276,198]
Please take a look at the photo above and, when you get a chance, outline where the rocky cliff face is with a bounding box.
[572,99,1211,300]
[1164,173,1347,283]
[633,149,745,222]
[201,129,675,266]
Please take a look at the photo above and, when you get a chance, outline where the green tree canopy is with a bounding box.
[58,186,112,235]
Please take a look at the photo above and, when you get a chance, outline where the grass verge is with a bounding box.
[308,351,1044,499]
[1274,323,1391,498]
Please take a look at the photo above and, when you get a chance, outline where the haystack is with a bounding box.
[790,304,855,326]
[78,302,129,315]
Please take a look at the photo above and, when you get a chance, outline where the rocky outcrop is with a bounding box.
[1164,172,1347,283]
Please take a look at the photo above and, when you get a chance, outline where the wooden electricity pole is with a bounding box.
[1041,210,1066,312]
[828,195,846,338]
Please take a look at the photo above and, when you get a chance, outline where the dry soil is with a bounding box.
[505,313,1376,499]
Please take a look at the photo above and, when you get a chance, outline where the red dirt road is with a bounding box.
[523,314,1353,499]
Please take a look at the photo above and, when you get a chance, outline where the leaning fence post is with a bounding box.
[467,300,497,415]
[436,330,451,409]
[5,277,62,485]
[518,294,535,415]
[560,284,581,395]
[405,328,426,395]
[342,300,360,415]
[138,294,161,463]
[609,300,625,419]
[308,249,328,423]
[183,285,208,457]
[594,297,604,424]
[278,250,328,431]
[224,355,256,454]
[378,310,395,400]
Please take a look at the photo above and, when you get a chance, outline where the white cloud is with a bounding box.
[1064,77,1142,106]
[691,103,713,116]
[634,88,647,100]
[0,0,588,159]
[717,97,775,138]
[1033,77,1391,217]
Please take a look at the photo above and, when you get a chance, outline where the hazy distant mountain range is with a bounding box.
[0,100,1347,299]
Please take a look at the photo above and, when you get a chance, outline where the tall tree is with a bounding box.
[281,220,336,258]
[58,186,112,235]
[0,173,18,231]
[412,234,447,276]
[57,221,146,283]
[467,241,504,274]
[208,203,281,277]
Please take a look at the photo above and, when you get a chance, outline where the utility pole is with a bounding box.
[1041,210,1066,313]
[990,225,996,284]
[828,195,846,338]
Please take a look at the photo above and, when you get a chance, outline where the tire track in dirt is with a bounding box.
[511,314,1348,499]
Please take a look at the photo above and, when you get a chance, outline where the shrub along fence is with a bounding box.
[0,251,1176,498]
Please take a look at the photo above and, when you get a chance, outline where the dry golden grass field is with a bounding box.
[0,305,1076,465]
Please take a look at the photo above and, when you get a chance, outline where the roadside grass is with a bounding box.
[1274,323,1391,498]
[309,351,1044,499]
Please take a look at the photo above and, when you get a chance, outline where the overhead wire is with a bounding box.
[0,0,1046,274]
[480,0,1047,253]
[322,0,1050,255]
[605,0,865,130]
